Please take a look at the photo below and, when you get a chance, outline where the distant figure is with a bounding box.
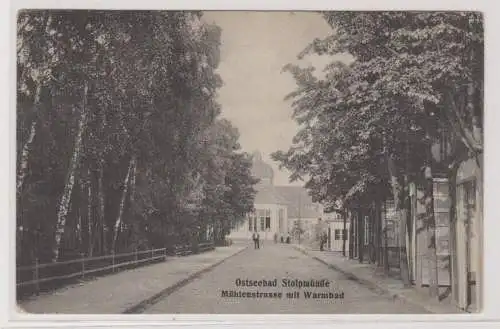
[257,232,261,249]
[274,233,278,243]
[320,232,328,251]
[286,235,290,244]
[280,235,284,243]
[252,232,259,249]
[318,217,327,251]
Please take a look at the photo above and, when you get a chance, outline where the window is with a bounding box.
[279,208,284,232]
[265,209,271,229]
[260,217,265,231]
[334,229,341,240]
[248,217,253,231]
[334,229,348,240]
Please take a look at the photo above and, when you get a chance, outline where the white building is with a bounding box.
[229,152,350,251]
[229,152,289,241]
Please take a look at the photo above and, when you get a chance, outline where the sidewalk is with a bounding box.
[18,245,247,314]
[294,244,464,314]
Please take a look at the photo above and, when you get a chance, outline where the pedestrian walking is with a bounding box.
[252,232,258,249]
[274,233,278,243]
[257,232,261,249]
[320,232,327,251]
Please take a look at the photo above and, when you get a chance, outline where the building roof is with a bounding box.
[251,151,274,182]
[274,186,323,219]
[254,184,289,205]
[249,152,323,218]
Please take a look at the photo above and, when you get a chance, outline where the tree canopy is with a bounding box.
[272,12,483,208]
[17,10,257,264]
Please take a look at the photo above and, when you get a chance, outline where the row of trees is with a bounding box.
[16,10,258,266]
[273,12,483,297]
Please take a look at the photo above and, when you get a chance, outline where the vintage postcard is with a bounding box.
[14,9,483,316]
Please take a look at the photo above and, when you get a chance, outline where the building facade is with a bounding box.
[229,152,350,251]
[228,152,289,241]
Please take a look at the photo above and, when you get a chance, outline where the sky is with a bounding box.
[202,11,334,186]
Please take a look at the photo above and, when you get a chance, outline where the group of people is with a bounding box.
[251,232,291,249]
[273,232,291,244]
[251,217,329,251]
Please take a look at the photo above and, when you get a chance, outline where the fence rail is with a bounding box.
[16,241,215,298]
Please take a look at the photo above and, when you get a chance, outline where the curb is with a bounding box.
[293,245,460,314]
[122,246,248,314]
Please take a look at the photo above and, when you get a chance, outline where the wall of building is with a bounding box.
[454,157,481,310]
[327,220,350,252]
[228,203,288,241]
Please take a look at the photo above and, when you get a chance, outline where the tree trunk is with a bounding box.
[52,82,89,262]
[342,209,347,257]
[424,150,439,298]
[111,156,135,253]
[398,207,411,287]
[375,200,382,267]
[97,160,106,254]
[369,203,376,263]
[474,156,483,310]
[128,156,140,247]
[448,161,460,304]
[383,201,390,275]
[348,210,354,259]
[17,84,42,198]
[358,208,364,263]
[387,153,411,287]
[87,168,94,257]
[17,13,53,197]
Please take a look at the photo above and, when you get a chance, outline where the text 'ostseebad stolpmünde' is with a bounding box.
[220,278,345,300]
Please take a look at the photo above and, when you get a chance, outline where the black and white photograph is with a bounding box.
[14,9,484,315]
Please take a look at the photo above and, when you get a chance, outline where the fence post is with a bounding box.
[135,248,138,263]
[34,258,40,295]
[81,253,85,279]
[151,248,154,260]
[112,251,115,273]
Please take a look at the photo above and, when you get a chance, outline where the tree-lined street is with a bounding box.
[16,11,483,313]
[143,243,429,314]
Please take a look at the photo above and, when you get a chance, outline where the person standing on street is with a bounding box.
[252,232,258,249]
[256,232,261,249]
[317,218,327,251]
[320,231,328,251]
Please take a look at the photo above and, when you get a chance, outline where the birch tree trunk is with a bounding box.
[52,82,89,262]
[129,156,139,247]
[17,84,42,198]
[111,156,135,253]
[87,168,94,257]
[97,160,106,254]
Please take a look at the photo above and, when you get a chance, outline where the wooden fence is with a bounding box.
[16,242,215,298]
